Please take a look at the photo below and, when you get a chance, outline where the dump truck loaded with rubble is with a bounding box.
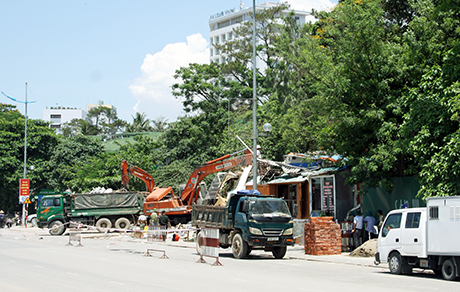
[31,189,146,236]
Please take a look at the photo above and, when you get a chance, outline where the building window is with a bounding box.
[228,32,233,40]
[222,34,226,42]
[215,47,220,55]
[210,48,213,57]
[215,36,219,44]
[50,124,61,129]
[50,114,61,119]
[221,56,225,64]
[210,38,213,45]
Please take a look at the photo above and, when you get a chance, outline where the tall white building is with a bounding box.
[209,1,310,65]
[43,107,87,130]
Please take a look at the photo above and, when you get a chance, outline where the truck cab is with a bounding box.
[235,196,294,250]
[35,193,68,235]
[376,207,427,271]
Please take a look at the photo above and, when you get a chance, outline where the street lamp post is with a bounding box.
[252,0,258,191]
[1,82,36,225]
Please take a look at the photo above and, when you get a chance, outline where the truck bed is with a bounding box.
[73,191,141,210]
[191,204,229,228]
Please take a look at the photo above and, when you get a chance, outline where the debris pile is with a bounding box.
[89,187,113,194]
[350,239,377,257]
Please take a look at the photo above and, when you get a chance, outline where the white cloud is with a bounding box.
[129,33,209,122]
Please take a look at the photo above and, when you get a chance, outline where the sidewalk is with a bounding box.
[1,226,379,268]
[286,245,377,267]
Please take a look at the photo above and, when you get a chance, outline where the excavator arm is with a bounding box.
[180,149,253,206]
[121,160,155,193]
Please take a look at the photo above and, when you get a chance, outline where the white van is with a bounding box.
[375,196,460,281]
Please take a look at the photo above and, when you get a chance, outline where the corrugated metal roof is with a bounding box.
[267,167,342,184]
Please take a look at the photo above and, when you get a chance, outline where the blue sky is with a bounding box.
[0,0,336,124]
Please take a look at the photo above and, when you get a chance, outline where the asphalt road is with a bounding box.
[0,227,458,292]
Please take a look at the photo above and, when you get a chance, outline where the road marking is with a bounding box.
[110,281,125,285]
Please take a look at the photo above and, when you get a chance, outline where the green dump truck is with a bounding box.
[32,190,145,235]
[192,190,294,259]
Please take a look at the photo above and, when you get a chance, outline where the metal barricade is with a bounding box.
[147,226,167,242]
[197,228,222,266]
[66,231,83,247]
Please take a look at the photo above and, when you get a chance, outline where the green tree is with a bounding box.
[48,135,104,192]
[0,118,58,213]
[63,135,163,192]
[86,106,126,135]
[0,103,22,121]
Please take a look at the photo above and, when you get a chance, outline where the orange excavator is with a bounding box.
[122,149,253,225]
[121,160,155,192]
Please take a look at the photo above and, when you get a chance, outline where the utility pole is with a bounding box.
[1,82,36,225]
[252,0,258,191]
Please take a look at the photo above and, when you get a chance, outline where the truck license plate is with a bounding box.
[267,237,279,241]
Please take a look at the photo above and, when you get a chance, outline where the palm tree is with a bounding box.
[126,112,151,132]
[152,116,169,132]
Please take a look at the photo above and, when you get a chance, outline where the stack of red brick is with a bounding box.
[304,217,342,255]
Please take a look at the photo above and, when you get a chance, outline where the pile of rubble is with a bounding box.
[350,239,377,257]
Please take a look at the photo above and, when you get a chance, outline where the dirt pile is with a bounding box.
[350,239,377,257]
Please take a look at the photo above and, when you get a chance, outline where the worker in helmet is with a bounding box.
[137,212,147,230]
[257,145,262,158]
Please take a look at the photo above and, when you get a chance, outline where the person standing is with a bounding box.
[377,210,384,230]
[158,211,171,228]
[158,211,171,241]
[352,210,363,249]
[0,210,5,228]
[137,212,147,230]
[256,145,262,158]
[150,208,158,226]
[363,211,377,240]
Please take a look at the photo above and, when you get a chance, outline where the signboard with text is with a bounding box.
[19,179,30,204]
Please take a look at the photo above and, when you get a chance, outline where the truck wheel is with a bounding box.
[272,246,287,259]
[232,233,248,259]
[96,218,112,233]
[49,220,66,236]
[114,217,130,230]
[389,252,403,275]
[196,231,203,255]
[442,258,457,281]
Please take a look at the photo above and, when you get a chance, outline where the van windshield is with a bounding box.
[382,213,402,237]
